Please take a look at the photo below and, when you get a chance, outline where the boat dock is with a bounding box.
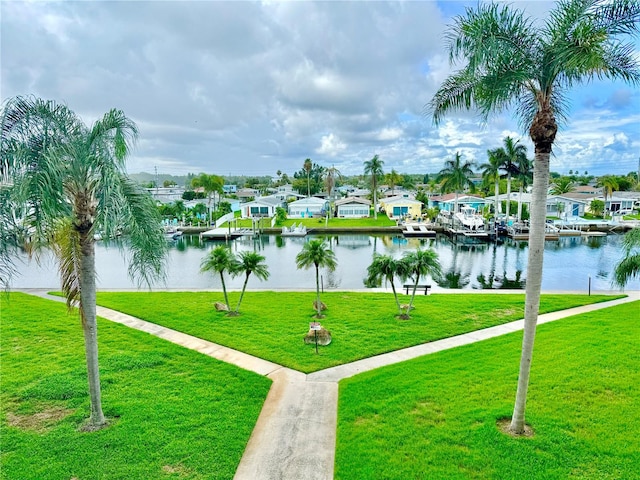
[199,228,253,241]
[402,223,436,238]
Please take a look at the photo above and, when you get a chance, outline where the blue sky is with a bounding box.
[1,0,638,178]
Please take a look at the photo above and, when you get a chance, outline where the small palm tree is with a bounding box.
[364,155,384,219]
[495,137,528,220]
[295,239,337,318]
[1,96,167,428]
[437,152,476,214]
[480,149,505,217]
[401,249,442,318]
[550,177,575,195]
[515,157,533,222]
[599,175,619,216]
[200,245,238,311]
[613,228,640,288]
[429,0,640,434]
[364,254,407,316]
[386,169,403,196]
[191,173,223,225]
[303,158,313,197]
[324,165,342,200]
[231,251,270,315]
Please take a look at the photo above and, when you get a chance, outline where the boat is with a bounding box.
[281,223,308,237]
[163,226,183,240]
[454,206,485,231]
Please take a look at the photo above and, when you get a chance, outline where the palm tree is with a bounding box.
[401,249,442,318]
[364,154,384,219]
[303,158,313,197]
[429,0,640,434]
[613,228,640,288]
[480,148,505,217]
[230,251,270,315]
[550,176,575,195]
[515,157,533,222]
[323,165,342,201]
[295,239,337,318]
[598,175,619,216]
[200,245,238,311]
[191,173,223,225]
[364,254,407,316]
[436,152,476,215]
[386,169,403,196]
[495,137,528,220]
[0,96,167,428]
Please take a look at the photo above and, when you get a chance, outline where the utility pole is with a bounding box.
[155,166,159,194]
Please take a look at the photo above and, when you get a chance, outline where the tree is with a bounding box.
[230,251,270,315]
[0,96,167,428]
[401,249,442,318]
[295,239,337,318]
[590,199,605,217]
[437,152,476,215]
[191,173,223,225]
[429,0,640,434]
[480,148,505,217]
[515,156,533,222]
[364,155,384,219]
[303,158,313,197]
[550,176,575,195]
[598,175,619,216]
[386,169,403,196]
[324,165,342,200]
[200,245,238,311]
[364,254,407,316]
[613,228,640,288]
[495,136,528,220]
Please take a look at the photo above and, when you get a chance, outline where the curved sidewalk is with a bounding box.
[19,289,640,480]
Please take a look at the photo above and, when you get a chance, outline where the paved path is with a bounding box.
[19,289,640,480]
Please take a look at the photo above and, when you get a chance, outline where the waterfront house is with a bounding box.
[335,197,371,218]
[241,195,284,218]
[380,195,423,219]
[288,197,329,218]
[430,193,486,213]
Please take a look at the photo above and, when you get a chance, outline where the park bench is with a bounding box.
[403,284,431,295]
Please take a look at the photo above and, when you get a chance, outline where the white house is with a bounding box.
[335,197,371,218]
[241,195,284,218]
[546,195,588,217]
[288,197,329,218]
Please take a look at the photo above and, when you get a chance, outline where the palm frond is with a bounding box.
[50,219,82,309]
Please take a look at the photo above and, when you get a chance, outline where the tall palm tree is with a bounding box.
[401,249,442,317]
[295,239,337,318]
[191,173,223,226]
[598,175,619,216]
[515,157,533,222]
[364,254,407,316]
[0,96,167,428]
[303,158,313,197]
[495,137,528,220]
[429,0,640,434]
[200,245,238,311]
[613,228,640,288]
[323,165,342,200]
[230,251,270,315]
[436,152,476,215]
[480,148,505,217]
[364,154,384,219]
[386,169,403,196]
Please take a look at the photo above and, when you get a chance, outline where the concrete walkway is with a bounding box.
[19,289,640,480]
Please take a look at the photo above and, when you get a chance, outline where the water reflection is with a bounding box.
[9,233,638,292]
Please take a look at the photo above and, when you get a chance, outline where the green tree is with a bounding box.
[324,165,342,200]
[303,158,313,197]
[200,245,238,311]
[550,176,575,195]
[275,206,287,225]
[429,0,640,434]
[613,228,640,288]
[400,249,442,318]
[295,239,337,318]
[598,175,619,216]
[364,154,384,219]
[191,173,223,225]
[364,254,408,316]
[590,199,605,217]
[437,152,476,214]
[230,251,270,315]
[0,96,167,428]
[386,169,403,196]
[480,148,505,217]
[495,136,528,220]
[515,156,533,222]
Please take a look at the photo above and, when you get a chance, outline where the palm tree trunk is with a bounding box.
[517,186,523,222]
[79,235,106,427]
[509,150,550,434]
[307,174,310,198]
[408,277,419,314]
[220,272,230,310]
[373,179,378,220]
[494,179,500,217]
[315,265,322,317]
[390,280,403,315]
[506,173,512,220]
[235,273,250,313]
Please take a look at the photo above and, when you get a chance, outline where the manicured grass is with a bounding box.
[0,293,272,480]
[93,291,621,373]
[223,214,396,229]
[335,301,640,480]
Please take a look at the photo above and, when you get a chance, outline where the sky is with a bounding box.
[1,0,639,179]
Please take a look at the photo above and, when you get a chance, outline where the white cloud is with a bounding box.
[316,133,347,157]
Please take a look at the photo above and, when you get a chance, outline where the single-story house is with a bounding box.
[430,194,486,213]
[381,196,423,219]
[288,197,329,218]
[334,197,371,218]
[236,188,260,200]
[546,195,588,217]
[241,195,284,218]
[603,192,638,214]
[146,187,186,204]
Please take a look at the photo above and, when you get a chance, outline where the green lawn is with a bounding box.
[0,293,272,480]
[223,213,396,229]
[336,301,640,480]
[93,291,621,373]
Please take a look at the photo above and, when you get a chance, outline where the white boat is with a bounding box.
[163,225,183,240]
[281,223,308,237]
[454,206,485,231]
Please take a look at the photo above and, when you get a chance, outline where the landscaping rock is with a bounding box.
[214,302,229,311]
[304,327,332,346]
[313,300,327,311]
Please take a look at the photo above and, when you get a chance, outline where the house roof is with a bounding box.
[242,195,283,207]
[432,194,486,203]
[335,196,371,206]
[384,197,422,205]
[289,196,328,206]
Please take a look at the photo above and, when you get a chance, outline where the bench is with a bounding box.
[403,284,431,295]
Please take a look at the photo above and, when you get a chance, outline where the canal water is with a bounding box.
[8,233,638,292]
